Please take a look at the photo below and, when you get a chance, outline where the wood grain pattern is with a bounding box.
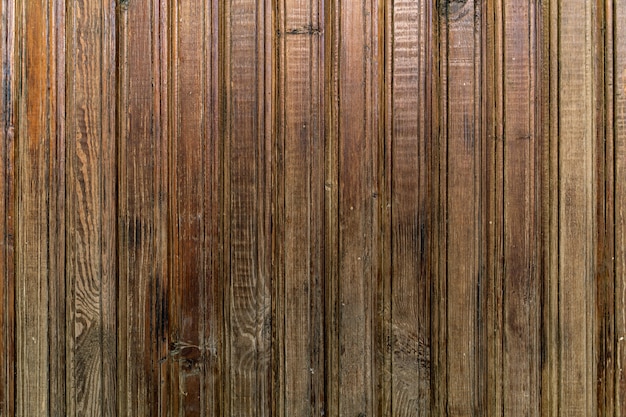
[3,1,626,415]
[66,0,117,414]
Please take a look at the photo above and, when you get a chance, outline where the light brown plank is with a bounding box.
[223,0,272,414]
[389,0,432,415]
[276,0,325,415]
[500,0,541,414]
[556,0,597,415]
[66,0,117,414]
[437,1,483,414]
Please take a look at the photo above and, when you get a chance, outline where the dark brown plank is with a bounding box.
[389,0,431,415]
[168,0,207,415]
[117,0,165,415]
[596,0,615,415]
[223,0,272,414]
[332,0,379,414]
[66,0,117,414]
[0,0,16,414]
[276,0,325,415]
[437,1,483,414]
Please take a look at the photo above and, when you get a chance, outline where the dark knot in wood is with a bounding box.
[437,0,469,18]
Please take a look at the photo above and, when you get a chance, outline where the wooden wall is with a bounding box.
[0,0,624,415]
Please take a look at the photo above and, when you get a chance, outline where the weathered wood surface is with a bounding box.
[1,0,624,415]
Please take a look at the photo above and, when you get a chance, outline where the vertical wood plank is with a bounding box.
[66,0,117,414]
[556,0,597,414]
[15,0,51,414]
[203,0,222,415]
[485,0,505,413]
[0,0,16,414]
[500,0,541,414]
[223,0,272,414]
[276,0,325,415]
[541,0,560,412]
[117,0,166,415]
[437,1,483,414]
[388,0,432,414]
[49,0,67,414]
[168,0,207,414]
[614,0,626,413]
[596,0,615,414]
[330,0,379,414]
[324,0,340,414]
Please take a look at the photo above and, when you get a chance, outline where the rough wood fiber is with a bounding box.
[222,0,272,415]
[388,0,432,415]
[66,0,117,414]
[275,0,325,415]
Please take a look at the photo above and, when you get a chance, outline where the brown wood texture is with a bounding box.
[1,0,625,416]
